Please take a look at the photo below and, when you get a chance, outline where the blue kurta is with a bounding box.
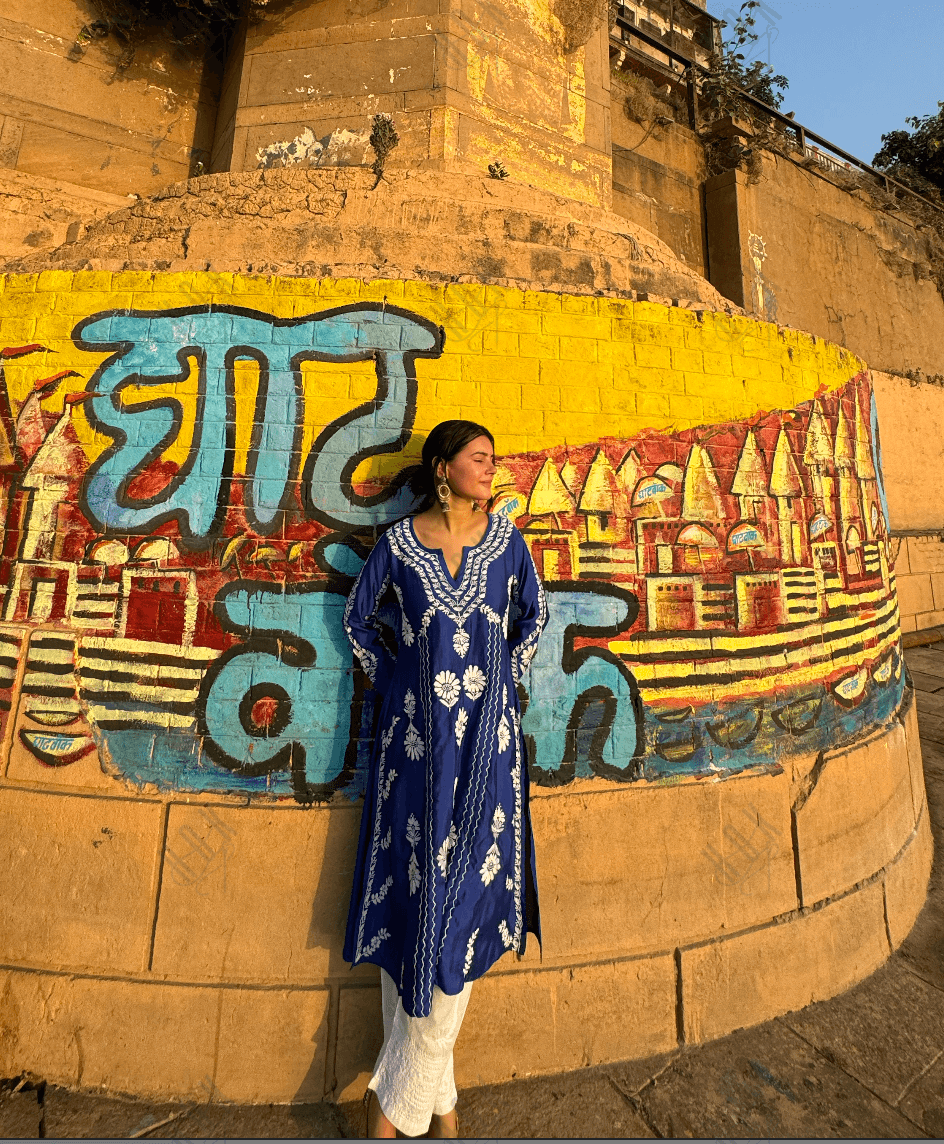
[343,513,548,1018]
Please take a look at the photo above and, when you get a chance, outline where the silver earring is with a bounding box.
[437,481,451,511]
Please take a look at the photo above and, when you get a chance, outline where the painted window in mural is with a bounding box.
[0,280,903,802]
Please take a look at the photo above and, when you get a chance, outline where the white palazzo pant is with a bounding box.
[368,968,474,1138]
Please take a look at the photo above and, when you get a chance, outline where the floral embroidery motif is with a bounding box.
[480,845,501,886]
[505,876,514,892]
[381,828,392,851]
[455,707,468,747]
[363,928,391,956]
[463,928,480,978]
[393,583,414,646]
[462,664,486,700]
[437,823,458,878]
[371,875,393,905]
[498,920,514,949]
[408,852,420,895]
[480,804,506,885]
[403,689,425,759]
[404,726,424,760]
[353,713,399,963]
[434,670,461,709]
[406,814,421,895]
[453,628,470,657]
[497,715,511,753]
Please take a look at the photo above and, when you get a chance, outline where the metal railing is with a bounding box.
[610,12,944,216]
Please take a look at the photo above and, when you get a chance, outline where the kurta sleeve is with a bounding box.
[507,528,548,683]
[343,534,397,696]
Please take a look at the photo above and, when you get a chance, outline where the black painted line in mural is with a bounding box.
[194,577,360,804]
[522,581,645,786]
[72,303,444,550]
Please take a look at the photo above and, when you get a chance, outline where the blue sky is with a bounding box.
[705,0,944,167]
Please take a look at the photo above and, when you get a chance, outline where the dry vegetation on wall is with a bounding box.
[70,0,270,72]
[553,0,609,53]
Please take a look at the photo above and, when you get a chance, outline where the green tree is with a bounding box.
[873,103,944,200]
[700,0,789,123]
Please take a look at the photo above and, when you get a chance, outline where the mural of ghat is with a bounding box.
[0,274,903,802]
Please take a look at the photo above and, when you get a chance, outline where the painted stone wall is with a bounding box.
[0,269,928,1101]
[0,270,902,795]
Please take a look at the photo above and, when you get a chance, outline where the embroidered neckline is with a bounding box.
[408,514,494,586]
[387,515,513,629]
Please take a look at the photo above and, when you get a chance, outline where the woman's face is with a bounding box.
[441,435,497,503]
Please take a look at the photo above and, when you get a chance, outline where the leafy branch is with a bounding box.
[873,101,944,204]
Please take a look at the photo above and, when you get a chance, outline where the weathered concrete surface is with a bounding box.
[0,168,130,263]
[725,150,944,380]
[0,168,732,308]
[41,1087,352,1139]
[0,0,220,196]
[219,0,613,208]
[794,719,915,905]
[0,1087,41,1139]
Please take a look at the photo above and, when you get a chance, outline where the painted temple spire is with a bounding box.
[769,425,804,564]
[527,457,574,520]
[730,429,768,521]
[853,386,878,540]
[803,400,834,512]
[833,400,862,566]
[578,448,625,541]
[681,443,723,522]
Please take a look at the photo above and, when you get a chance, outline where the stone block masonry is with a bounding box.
[0,268,929,1100]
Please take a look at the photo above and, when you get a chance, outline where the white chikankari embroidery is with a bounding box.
[434,670,461,709]
[371,875,393,905]
[453,628,470,657]
[406,813,421,895]
[509,706,524,949]
[381,828,392,851]
[403,689,425,760]
[344,569,390,686]
[510,539,548,683]
[462,664,486,700]
[480,844,501,885]
[363,928,391,956]
[354,714,399,962]
[393,583,414,646]
[481,803,506,885]
[505,876,514,892]
[437,824,458,878]
[463,928,479,978]
[498,920,514,949]
[455,707,468,746]
[497,715,511,753]
[404,726,424,760]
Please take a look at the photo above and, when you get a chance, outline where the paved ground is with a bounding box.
[2,639,943,1140]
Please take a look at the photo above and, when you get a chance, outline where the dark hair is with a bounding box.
[411,419,495,505]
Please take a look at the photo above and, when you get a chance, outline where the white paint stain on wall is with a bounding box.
[255,126,372,170]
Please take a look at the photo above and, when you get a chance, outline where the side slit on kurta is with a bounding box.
[343,513,548,1019]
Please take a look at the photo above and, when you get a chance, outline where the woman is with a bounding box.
[343,420,548,1139]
